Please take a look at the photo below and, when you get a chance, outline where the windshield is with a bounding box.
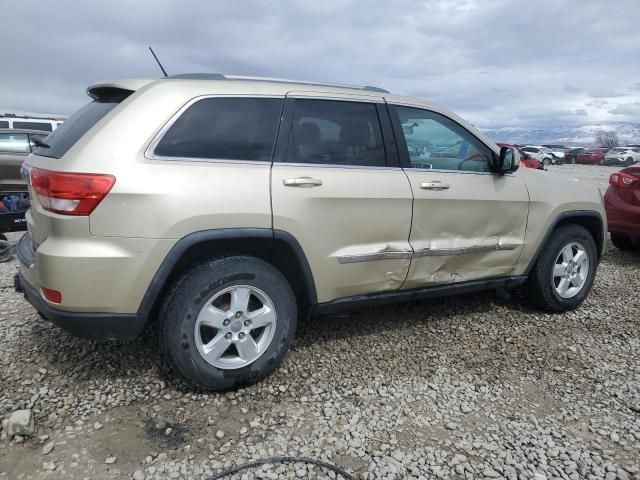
[34,100,122,158]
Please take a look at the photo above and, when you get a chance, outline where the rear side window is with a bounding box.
[0,133,30,153]
[153,97,283,162]
[284,99,386,167]
[13,121,53,132]
[0,121,9,128]
[35,100,122,159]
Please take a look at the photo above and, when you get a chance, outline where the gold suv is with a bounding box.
[14,74,606,390]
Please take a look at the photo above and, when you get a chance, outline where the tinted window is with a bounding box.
[154,97,282,161]
[35,100,121,158]
[0,121,8,128]
[0,133,30,153]
[396,106,493,172]
[285,99,386,167]
[13,121,53,132]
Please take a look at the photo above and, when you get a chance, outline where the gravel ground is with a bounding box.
[1,164,639,480]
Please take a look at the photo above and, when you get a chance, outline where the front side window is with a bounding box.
[395,106,493,172]
[0,120,9,128]
[285,99,386,167]
[0,133,30,153]
[154,97,283,161]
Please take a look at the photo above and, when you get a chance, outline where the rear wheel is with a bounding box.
[626,157,634,166]
[160,255,297,390]
[525,225,597,312]
[611,233,639,251]
[569,157,576,164]
[543,157,551,166]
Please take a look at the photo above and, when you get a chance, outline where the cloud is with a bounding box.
[1,0,639,129]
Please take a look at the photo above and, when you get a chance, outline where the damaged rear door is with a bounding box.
[271,94,414,303]
[389,104,529,288]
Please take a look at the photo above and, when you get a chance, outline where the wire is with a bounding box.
[206,456,355,480]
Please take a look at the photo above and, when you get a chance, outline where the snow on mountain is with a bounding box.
[481,123,640,146]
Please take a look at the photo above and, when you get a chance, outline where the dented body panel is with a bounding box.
[402,169,529,288]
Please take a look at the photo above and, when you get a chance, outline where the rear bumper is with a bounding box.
[605,190,640,237]
[14,270,144,341]
[15,232,146,341]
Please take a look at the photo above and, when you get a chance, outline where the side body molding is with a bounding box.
[137,228,317,322]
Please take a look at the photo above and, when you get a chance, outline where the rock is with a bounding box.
[42,462,56,471]
[93,422,103,430]
[7,409,35,437]
[133,470,146,480]
[215,430,225,439]
[42,441,55,455]
[105,456,117,464]
[460,403,473,414]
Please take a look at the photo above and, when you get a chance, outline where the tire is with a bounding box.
[626,158,634,166]
[160,255,297,391]
[524,224,597,312]
[0,233,7,241]
[543,158,551,166]
[611,233,638,251]
[0,240,12,263]
[569,157,576,164]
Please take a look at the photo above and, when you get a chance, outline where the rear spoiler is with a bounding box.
[86,79,155,101]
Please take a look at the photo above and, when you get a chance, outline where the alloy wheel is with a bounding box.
[194,285,277,369]
[552,242,590,299]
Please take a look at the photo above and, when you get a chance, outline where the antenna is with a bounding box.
[148,46,168,77]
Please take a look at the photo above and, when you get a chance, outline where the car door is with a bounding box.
[387,103,529,288]
[271,94,414,303]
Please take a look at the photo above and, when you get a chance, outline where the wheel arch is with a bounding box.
[525,211,605,275]
[137,228,317,326]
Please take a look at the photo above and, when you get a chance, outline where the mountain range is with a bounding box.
[481,122,640,146]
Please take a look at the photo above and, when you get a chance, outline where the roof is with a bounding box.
[87,74,390,99]
[0,127,52,135]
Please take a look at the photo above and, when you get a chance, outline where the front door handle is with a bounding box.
[283,177,323,187]
[420,181,450,190]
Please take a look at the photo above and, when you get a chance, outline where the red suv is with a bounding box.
[565,148,606,165]
[604,166,640,250]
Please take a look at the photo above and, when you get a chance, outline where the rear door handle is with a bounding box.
[283,177,323,187]
[420,181,450,190]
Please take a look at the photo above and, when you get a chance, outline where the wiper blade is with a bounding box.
[31,137,50,149]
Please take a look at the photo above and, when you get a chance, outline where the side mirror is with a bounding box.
[495,146,519,173]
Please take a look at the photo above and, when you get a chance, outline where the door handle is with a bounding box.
[283,177,323,187]
[420,181,450,190]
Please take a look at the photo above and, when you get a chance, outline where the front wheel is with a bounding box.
[543,158,551,166]
[569,157,576,164]
[524,225,597,312]
[160,255,297,390]
[626,158,634,166]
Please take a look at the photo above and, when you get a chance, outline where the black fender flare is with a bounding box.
[137,228,317,322]
[524,210,605,275]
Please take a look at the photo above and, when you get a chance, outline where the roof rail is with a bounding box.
[163,73,390,94]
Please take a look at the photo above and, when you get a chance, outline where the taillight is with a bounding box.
[609,172,639,189]
[31,168,115,215]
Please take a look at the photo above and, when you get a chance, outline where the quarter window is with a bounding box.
[154,97,283,161]
[395,106,493,172]
[285,99,386,167]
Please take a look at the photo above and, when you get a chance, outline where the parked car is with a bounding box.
[521,146,564,165]
[0,114,64,132]
[564,148,606,165]
[496,142,544,169]
[603,147,640,166]
[604,166,640,251]
[0,128,50,193]
[14,74,606,390]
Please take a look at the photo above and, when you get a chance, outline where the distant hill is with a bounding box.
[481,123,640,146]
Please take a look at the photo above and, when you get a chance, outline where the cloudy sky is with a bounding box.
[2,0,639,129]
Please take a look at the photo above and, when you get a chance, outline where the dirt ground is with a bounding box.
[1,164,639,480]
